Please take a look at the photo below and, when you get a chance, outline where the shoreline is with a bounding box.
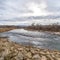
[0,37,60,60]
[0,27,60,35]
[0,25,60,33]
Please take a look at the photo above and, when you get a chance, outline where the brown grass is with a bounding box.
[25,24,60,32]
[0,24,60,32]
[0,28,16,32]
[0,26,20,32]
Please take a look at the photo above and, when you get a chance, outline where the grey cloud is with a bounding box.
[47,0,60,12]
[0,0,34,14]
[0,0,39,20]
[0,0,60,20]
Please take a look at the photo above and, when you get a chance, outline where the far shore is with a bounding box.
[0,25,60,36]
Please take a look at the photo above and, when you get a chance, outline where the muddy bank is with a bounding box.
[0,37,60,60]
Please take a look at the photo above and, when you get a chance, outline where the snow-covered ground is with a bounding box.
[0,29,60,50]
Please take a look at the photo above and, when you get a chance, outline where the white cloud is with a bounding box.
[0,0,60,21]
[26,2,46,16]
[47,0,60,14]
[0,0,52,20]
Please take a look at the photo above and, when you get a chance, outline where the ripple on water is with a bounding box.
[0,29,60,50]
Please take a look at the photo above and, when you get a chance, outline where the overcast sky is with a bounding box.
[0,0,60,20]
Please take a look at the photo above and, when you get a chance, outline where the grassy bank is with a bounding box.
[0,28,15,32]
[0,24,60,32]
[0,37,60,60]
[25,24,60,32]
[0,26,18,32]
[0,25,23,32]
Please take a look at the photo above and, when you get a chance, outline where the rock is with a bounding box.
[31,49,38,54]
[46,55,54,60]
[31,49,35,54]
[40,51,46,55]
[56,58,60,60]
[0,38,60,60]
[32,54,41,60]
[41,56,47,60]
[26,52,32,58]
[0,57,4,60]
[26,58,31,60]
[18,48,24,51]
[15,52,24,60]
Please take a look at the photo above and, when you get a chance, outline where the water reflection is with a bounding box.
[0,29,60,50]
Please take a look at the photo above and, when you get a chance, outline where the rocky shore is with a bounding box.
[0,37,60,60]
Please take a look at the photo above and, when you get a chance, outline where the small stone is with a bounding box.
[41,56,47,60]
[18,48,23,51]
[31,49,35,54]
[57,58,60,60]
[46,51,50,54]
[47,55,54,60]
[40,51,46,55]
[15,52,24,60]
[26,58,31,60]
[32,54,41,60]
[26,52,32,58]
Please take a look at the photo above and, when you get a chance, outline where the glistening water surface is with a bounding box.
[0,29,60,50]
